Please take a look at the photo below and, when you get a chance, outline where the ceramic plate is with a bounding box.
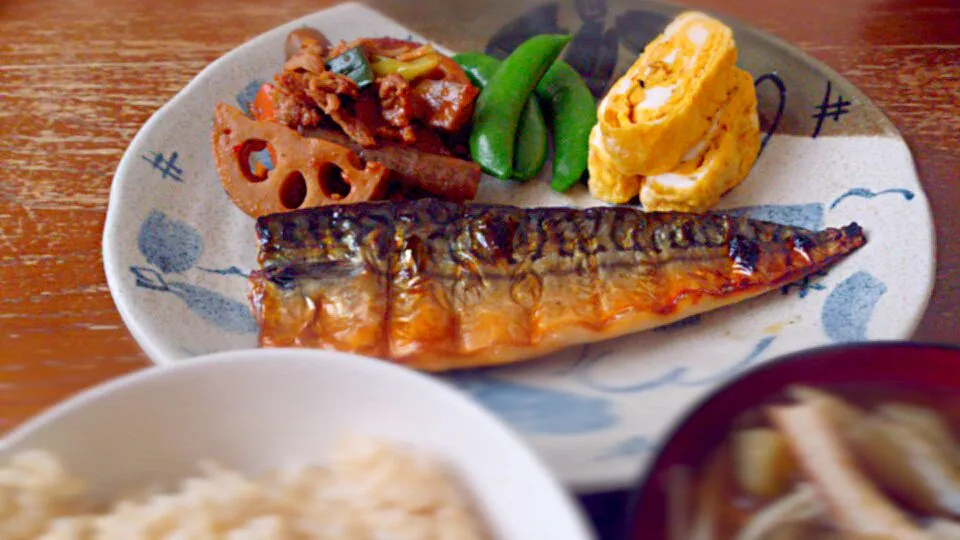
[103,0,935,492]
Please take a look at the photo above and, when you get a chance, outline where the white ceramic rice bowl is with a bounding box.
[0,348,594,540]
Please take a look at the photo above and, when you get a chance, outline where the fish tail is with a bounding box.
[749,221,868,289]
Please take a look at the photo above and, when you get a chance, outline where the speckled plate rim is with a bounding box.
[101,0,938,373]
[102,3,369,365]
[101,1,937,492]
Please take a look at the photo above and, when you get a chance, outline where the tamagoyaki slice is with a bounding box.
[588,69,761,210]
[587,124,641,204]
[640,68,761,213]
[596,11,738,175]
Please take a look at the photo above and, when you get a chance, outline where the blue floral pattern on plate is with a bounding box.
[131,210,256,335]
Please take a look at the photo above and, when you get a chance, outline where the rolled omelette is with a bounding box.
[588,68,761,209]
[587,124,641,204]
[596,11,738,176]
[640,68,761,213]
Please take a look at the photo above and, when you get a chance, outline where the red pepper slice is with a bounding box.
[247,84,279,175]
[250,83,277,122]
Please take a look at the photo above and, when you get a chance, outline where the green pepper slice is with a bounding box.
[326,46,374,89]
[468,34,571,179]
[453,52,548,181]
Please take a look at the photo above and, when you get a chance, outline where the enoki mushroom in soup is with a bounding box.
[668,385,960,540]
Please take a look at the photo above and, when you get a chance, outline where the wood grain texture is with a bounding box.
[0,1,957,533]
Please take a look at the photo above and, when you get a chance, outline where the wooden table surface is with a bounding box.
[1,0,957,536]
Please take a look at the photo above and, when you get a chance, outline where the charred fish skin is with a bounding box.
[250,199,867,371]
[251,203,396,356]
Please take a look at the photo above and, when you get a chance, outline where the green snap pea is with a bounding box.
[468,34,572,179]
[453,52,548,181]
[535,60,597,192]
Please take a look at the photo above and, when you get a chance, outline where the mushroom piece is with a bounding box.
[767,400,928,540]
[736,484,824,540]
[284,27,331,60]
[846,411,960,518]
[791,387,960,519]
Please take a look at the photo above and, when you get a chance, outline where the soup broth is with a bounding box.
[669,384,960,540]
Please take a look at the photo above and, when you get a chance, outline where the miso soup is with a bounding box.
[667,384,960,540]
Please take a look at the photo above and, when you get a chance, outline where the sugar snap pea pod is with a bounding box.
[535,60,597,192]
[469,34,572,179]
[453,52,548,181]
[452,52,499,87]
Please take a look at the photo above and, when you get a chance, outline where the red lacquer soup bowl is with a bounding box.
[626,341,960,539]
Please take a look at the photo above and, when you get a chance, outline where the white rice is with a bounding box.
[0,437,489,539]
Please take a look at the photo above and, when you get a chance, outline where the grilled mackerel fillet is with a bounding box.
[249,199,867,371]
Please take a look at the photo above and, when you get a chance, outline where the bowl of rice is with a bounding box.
[0,348,594,539]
